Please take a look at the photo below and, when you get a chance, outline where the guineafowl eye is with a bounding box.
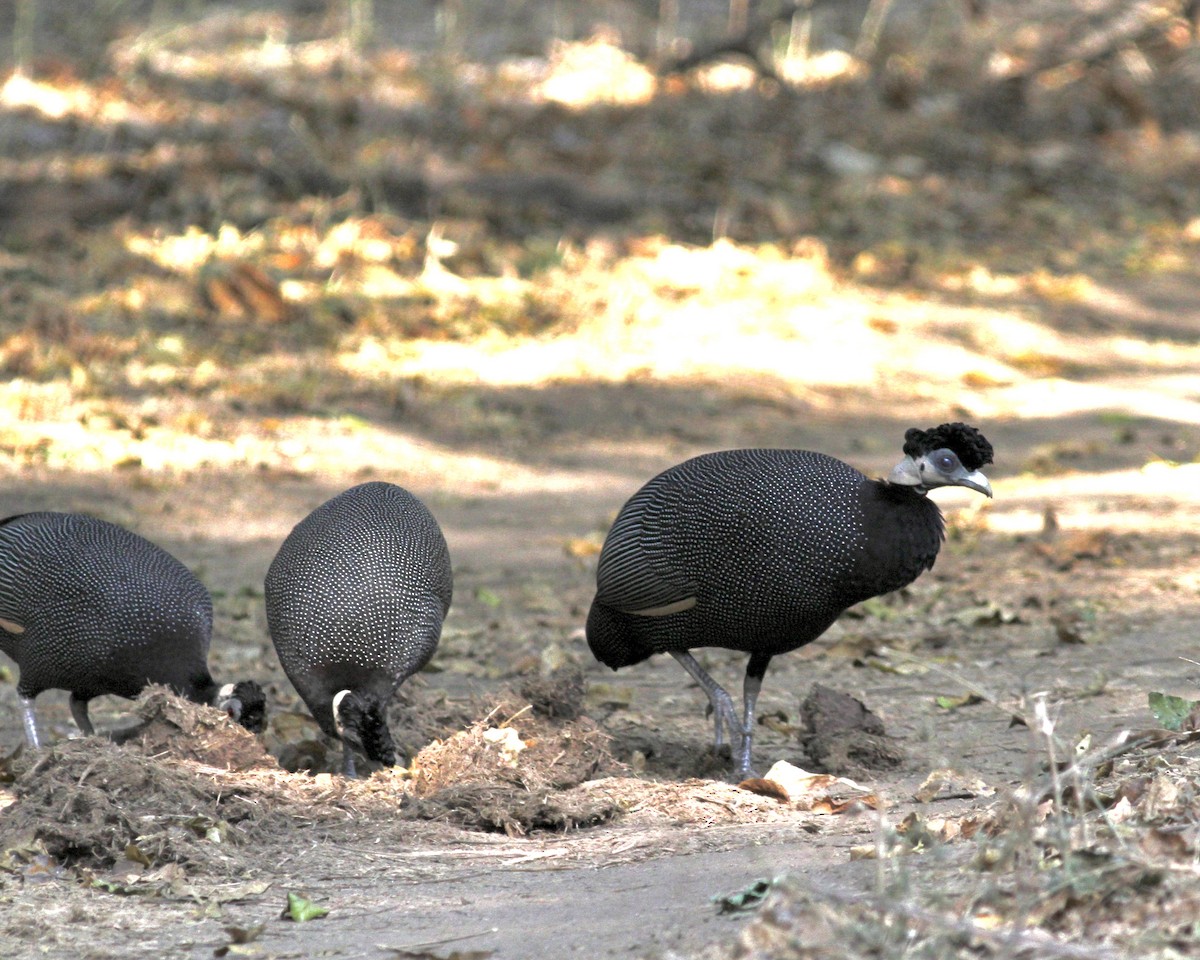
[934,450,960,472]
[586,421,994,780]
[0,512,264,748]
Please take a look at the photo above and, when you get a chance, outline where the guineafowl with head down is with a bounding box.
[265,481,452,778]
[586,422,994,779]
[0,512,266,746]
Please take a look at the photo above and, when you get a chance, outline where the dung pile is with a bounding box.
[1,689,285,870]
[800,684,905,778]
[403,699,624,835]
[131,685,279,773]
[0,739,263,868]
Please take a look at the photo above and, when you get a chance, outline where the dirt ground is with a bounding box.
[3,371,1200,959]
[3,2,1200,957]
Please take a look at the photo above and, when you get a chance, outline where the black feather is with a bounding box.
[0,512,263,742]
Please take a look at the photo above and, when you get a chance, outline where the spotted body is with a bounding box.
[589,449,943,667]
[586,424,994,777]
[0,512,262,744]
[265,481,452,774]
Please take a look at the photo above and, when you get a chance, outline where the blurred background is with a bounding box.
[1,0,1198,481]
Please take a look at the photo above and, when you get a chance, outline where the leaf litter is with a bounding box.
[0,679,838,882]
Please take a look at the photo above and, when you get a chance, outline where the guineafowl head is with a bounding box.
[889,422,993,497]
[332,689,397,766]
[217,680,268,734]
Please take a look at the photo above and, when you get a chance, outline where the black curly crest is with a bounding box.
[903,422,994,471]
[230,680,267,734]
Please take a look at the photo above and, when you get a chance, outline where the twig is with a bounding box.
[1029,727,1200,804]
[382,927,498,954]
[657,0,808,81]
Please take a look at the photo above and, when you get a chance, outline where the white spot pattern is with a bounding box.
[590,448,945,663]
[0,512,214,701]
[264,481,453,739]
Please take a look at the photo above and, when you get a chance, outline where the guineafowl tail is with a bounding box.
[586,601,655,670]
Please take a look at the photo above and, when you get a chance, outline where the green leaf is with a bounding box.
[284,892,329,922]
[89,875,153,896]
[935,693,983,711]
[947,603,1021,627]
[475,587,503,608]
[712,878,773,913]
[1149,692,1200,732]
[853,597,902,621]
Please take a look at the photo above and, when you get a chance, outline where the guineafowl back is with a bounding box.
[0,512,215,701]
[265,482,452,737]
[588,449,944,667]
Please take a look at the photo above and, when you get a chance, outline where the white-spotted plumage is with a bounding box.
[587,426,994,778]
[0,512,224,746]
[265,481,452,775]
[591,449,923,658]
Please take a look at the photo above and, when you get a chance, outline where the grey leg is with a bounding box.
[19,696,41,748]
[69,694,95,736]
[669,650,739,752]
[341,741,358,779]
[735,653,772,780]
[735,671,763,780]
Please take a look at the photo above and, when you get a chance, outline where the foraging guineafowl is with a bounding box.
[586,422,994,778]
[265,481,452,777]
[0,512,266,746]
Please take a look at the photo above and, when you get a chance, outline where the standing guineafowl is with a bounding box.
[265,481,452,777]
[0,512,266,746]
[586,422,994,779]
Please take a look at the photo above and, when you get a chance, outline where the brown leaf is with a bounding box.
[1032,529,1112,570]
[200,262,289,324]
[738,777,790,802]
[913,768,994,803]
[230,263,289,324]
[1140,826,1195,858]
[817,795,879,814]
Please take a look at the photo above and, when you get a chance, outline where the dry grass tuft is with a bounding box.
[696,702,1200,959]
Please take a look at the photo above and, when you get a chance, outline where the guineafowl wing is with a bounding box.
[594,470,700,615]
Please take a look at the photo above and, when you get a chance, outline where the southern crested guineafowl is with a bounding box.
[586,422,994,779]
[0,512,266,747]
[265,481,452,777]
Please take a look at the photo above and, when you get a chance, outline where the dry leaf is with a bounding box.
[739,760,873,811]
[737,777,790,802]
[913,768,994,803]
[564,536,603,558]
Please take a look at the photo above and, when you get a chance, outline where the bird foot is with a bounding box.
[705,688,740,752]
[730,737,758,782]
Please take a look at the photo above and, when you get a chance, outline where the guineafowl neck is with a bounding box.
[184,672,220,707]
[360,714,397,766]
[846,480,946,600]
